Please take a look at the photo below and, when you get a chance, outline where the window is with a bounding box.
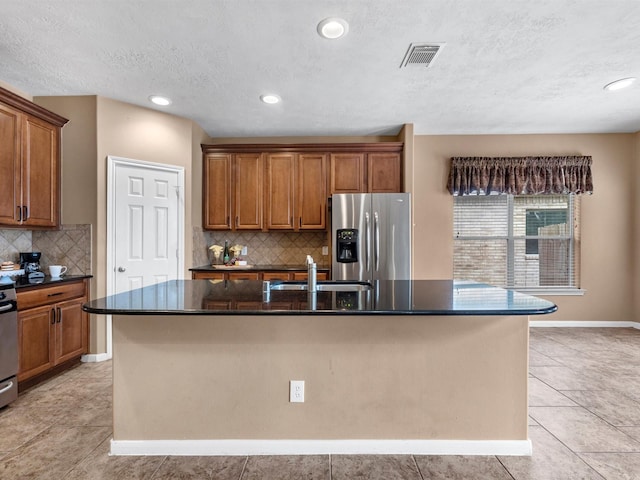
[453,194,579,290]
[525,209,567,254]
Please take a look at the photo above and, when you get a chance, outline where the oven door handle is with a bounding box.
[0,381,14,395]
[0,303,14,313]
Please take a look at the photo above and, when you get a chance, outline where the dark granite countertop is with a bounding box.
[83,279,557,316]
[190,264,330,272]
[14,274,92,290]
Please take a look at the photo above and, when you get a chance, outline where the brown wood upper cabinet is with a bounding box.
[330,153,366,194]
[0,87,68,228]
[266,152,327,230]
[367,152,403,193]
[203,152,264,230]
[330,151,402,194]
[202,143,402,231]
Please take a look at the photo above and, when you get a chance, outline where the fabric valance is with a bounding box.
[447,156,593,196]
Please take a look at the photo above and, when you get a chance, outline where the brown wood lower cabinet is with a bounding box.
[192,270,328,281]
[17,279,89,388]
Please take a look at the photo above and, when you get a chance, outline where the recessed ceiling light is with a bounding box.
[260,94,281,104]
[603,77,637,92]
[149,95,172,106]
[317,17,349,39]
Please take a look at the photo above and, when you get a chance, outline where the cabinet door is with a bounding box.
[21,115,59,227]
[234,153,263,230]
[55,298,87,365]
[0,103,21,225]
[330,153,366,194]
[266,153,296,230]
[18,305,55,382]
[203,153,232,230]
[368,153,402,193]
[298,154,327,229]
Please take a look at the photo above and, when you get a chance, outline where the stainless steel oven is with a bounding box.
[0,284,18,408]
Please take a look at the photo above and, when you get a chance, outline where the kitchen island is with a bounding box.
[83,279,556,456]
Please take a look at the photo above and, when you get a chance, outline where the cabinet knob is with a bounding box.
[117,267,126,272]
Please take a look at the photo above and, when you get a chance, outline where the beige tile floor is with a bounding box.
[1,327,639,479]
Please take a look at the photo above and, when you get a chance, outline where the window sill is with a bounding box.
[515,287,585,296]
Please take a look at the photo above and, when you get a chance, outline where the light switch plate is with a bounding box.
[322,246,328,255]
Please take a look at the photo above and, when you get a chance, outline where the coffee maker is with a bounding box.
[19,252,44,282]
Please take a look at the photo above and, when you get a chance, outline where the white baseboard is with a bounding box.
[81,352,112,363]
[110,439,532,457]
[530,320,640,329]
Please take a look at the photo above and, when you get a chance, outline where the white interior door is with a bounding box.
[105,156,185,358]
[109,157,184,293]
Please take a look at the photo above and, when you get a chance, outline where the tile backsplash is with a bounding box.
[0,225,92,275]
[0,229,32,261]
[3,224,323,275]
[193,227,329,267]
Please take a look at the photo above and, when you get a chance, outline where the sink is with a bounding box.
[268,281,372,292]
[317,282,372,292]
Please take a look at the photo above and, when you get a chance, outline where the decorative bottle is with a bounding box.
[223,241,230,264]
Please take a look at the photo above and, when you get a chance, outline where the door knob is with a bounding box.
[118,267,126,272]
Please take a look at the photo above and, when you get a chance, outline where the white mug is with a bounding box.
[49,265,68,277]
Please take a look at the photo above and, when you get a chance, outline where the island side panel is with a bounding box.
[112,314,528,441]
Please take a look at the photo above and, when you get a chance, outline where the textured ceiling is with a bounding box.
[1,1,639,137]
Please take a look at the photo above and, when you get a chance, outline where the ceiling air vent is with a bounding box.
[400,43,444,68]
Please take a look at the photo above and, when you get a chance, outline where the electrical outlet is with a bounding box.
[241,246,248,256]
[290,380,305,403]
[322,246,328,255]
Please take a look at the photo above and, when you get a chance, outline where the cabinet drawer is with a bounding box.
[227,272,261,281]
[17,280,87,310]
[192,271,225,280]
[262,272,293,281]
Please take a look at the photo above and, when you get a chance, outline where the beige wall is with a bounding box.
[34,96,98,225]
[113,313,528,441]
[20,83,640,351]
[634,132,640,322]
[412,133,636,322]
[93,97,196,352]
[33,94,199,354]
[34,96,101,352]
[191,122,208,229]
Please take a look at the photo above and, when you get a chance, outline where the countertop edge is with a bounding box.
[82,305,558,316]
[14,274,93,290]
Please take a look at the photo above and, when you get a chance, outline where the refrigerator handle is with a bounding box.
[374,211,380,271]
[365,212,370,271]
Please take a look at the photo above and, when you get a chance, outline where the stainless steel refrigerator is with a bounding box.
[331,193,411,281]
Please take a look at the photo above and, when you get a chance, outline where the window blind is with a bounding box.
[453,194,579,289]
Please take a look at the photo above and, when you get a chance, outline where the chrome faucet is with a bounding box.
[306,255,317,293]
